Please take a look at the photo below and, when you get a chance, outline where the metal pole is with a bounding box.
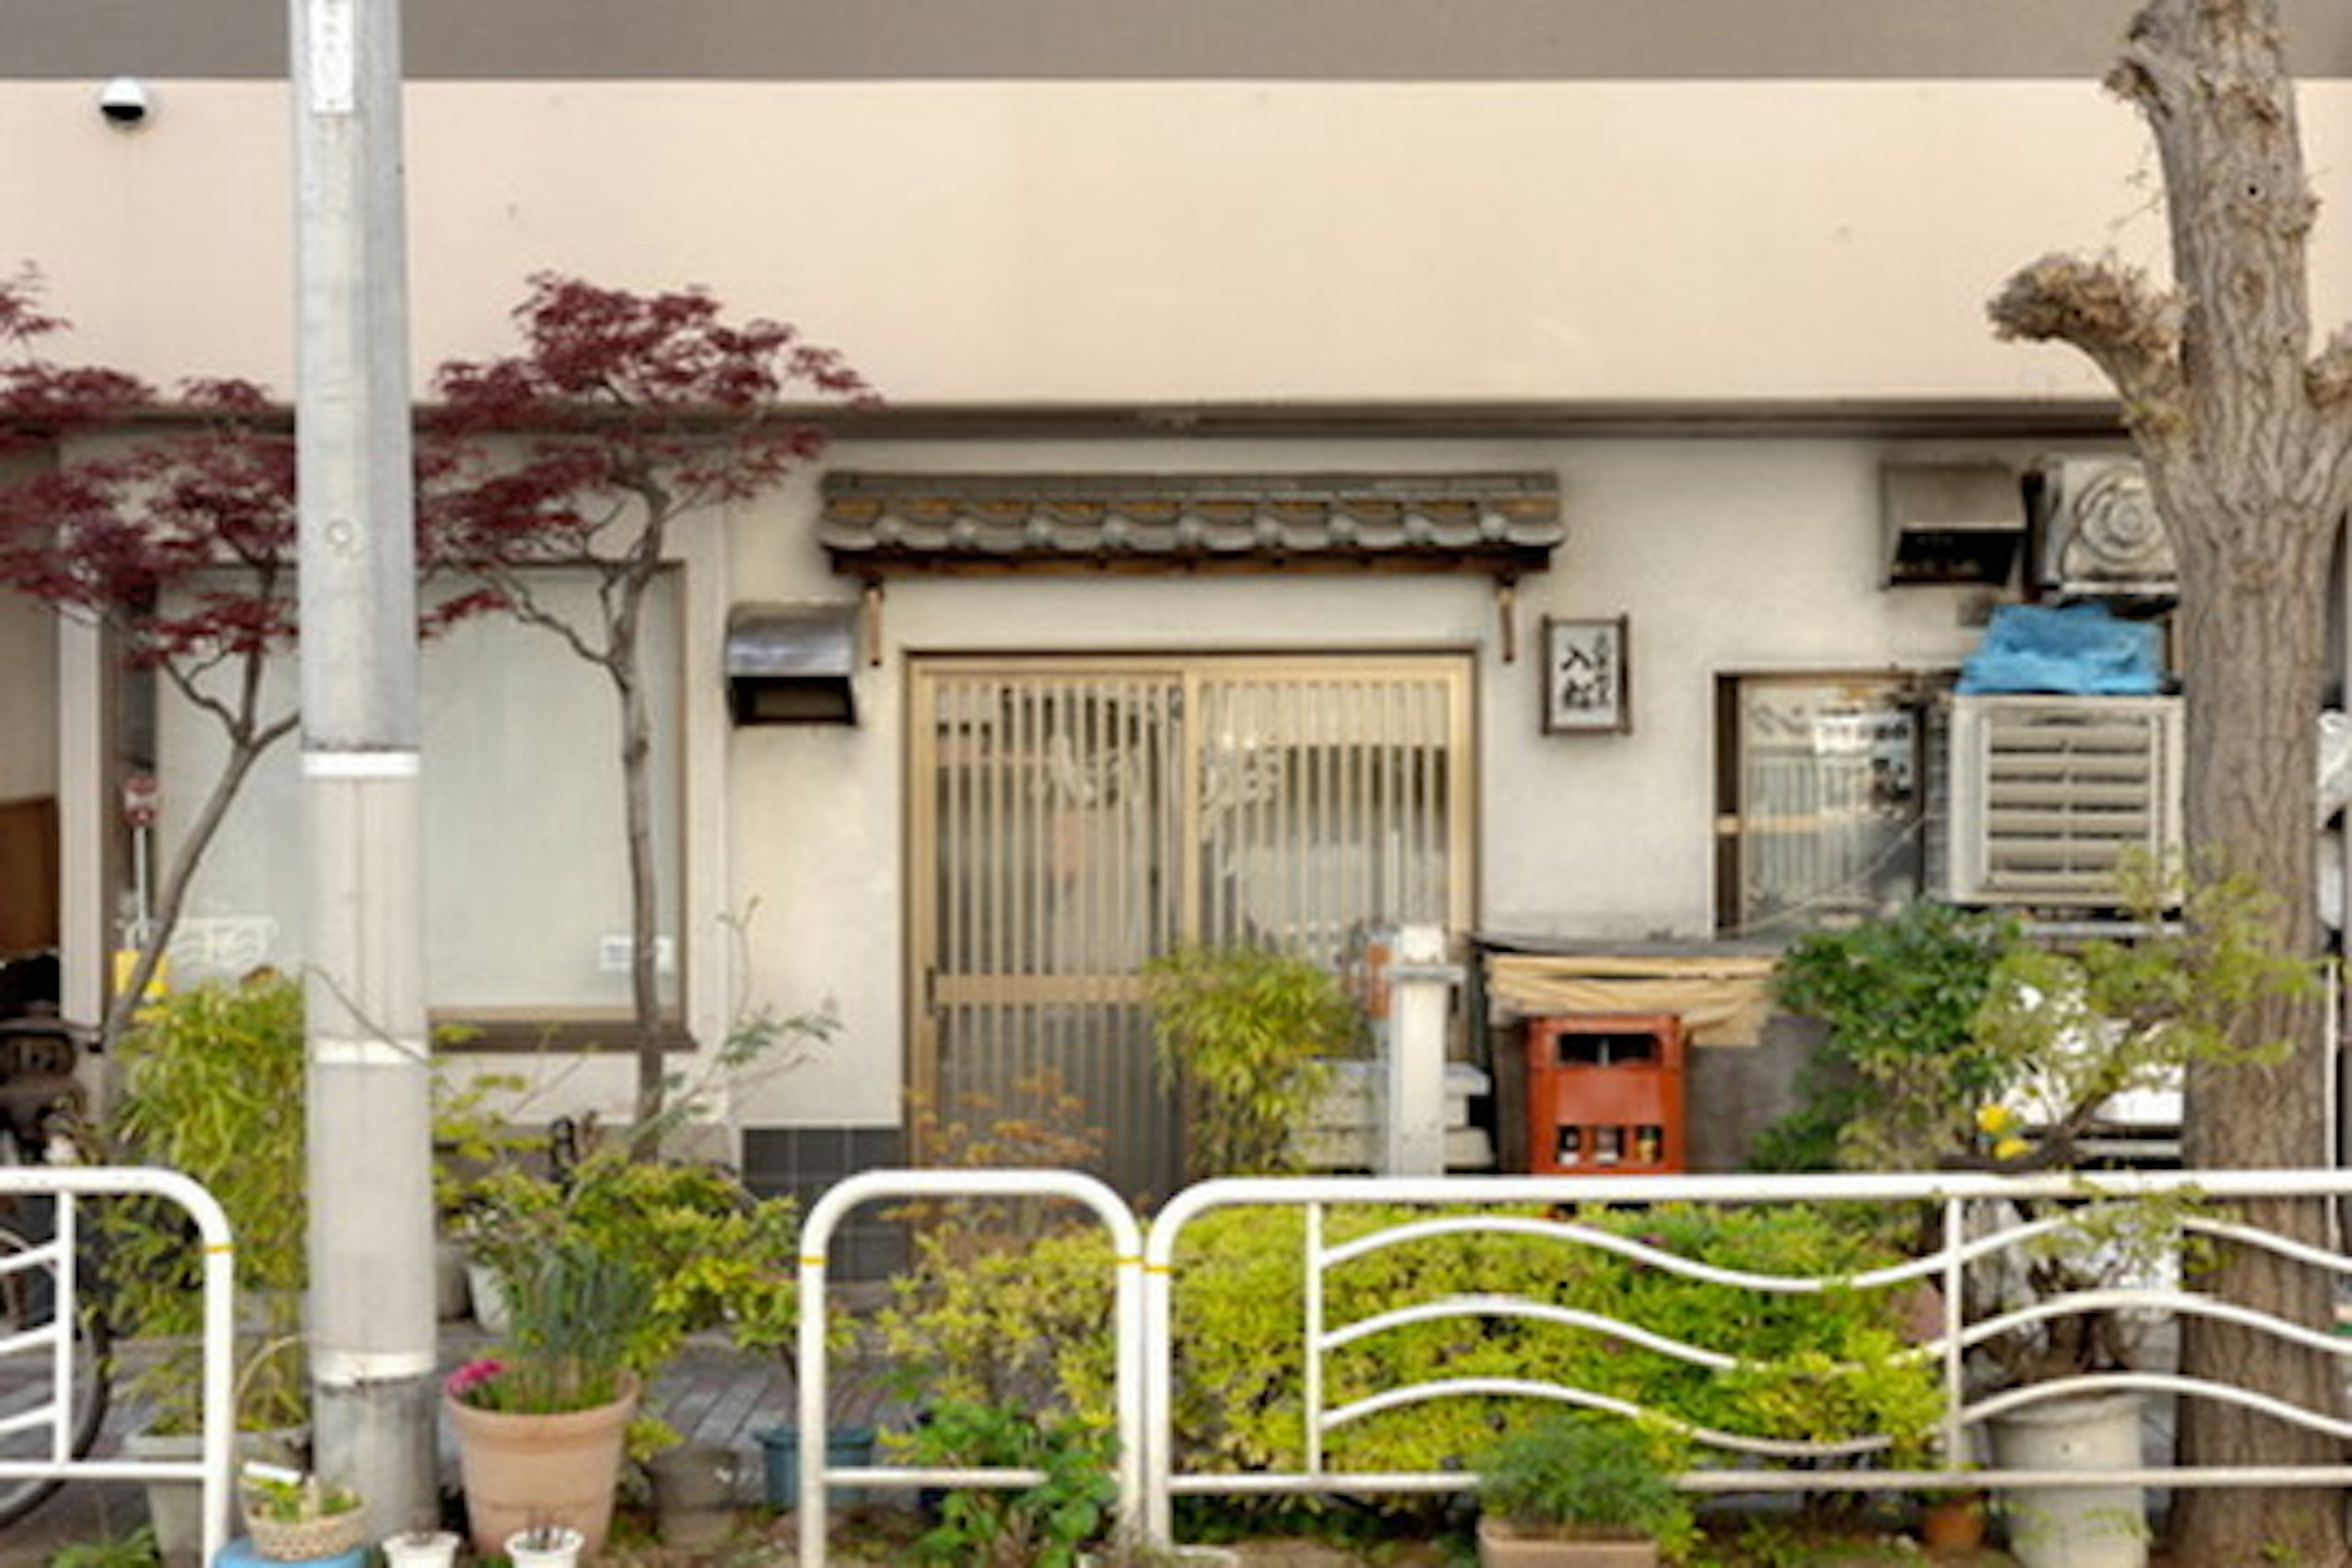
[290,0,437,1537]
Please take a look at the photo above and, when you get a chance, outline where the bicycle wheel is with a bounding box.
[0,1213,112,1528]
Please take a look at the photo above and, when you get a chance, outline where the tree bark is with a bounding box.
[1991,1,2352,1559]
[605,570,667,1134]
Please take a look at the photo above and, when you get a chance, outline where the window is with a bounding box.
[1714,671,1943,936]
[143,569,683,1036]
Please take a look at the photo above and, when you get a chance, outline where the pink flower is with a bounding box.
[445,1359,504,1402]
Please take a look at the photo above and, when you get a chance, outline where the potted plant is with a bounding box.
[379,1525,461,1568]
[1472,1412,1695,1567]
[237,1464,366,1564]
[1915,1485,1991,1556]
[443,1235,650,1559]
[1141,942,1358,1180]
[503,1523,587,1568]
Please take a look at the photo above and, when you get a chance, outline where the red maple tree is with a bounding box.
[422,274,873,1130]
[0,274,302,1047]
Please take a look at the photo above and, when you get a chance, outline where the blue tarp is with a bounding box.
[1956,602,2163,696]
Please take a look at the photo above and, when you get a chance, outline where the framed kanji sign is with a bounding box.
[1541,615,1630,734]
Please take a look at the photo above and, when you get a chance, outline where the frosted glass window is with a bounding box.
[145,568,682,1019]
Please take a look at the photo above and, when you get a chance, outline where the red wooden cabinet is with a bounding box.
[1524,1012,1687,1175]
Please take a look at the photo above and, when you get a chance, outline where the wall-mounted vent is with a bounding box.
[1945,694,2184,907]
[1882,463,2024,587]
[2030,457,2177,602]
[725,601,859,725]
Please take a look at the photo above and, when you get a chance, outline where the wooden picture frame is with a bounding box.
[1541,615,1630,734]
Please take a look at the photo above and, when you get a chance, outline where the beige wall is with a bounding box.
[6,79,2348,407]
[718,432,2042,1128]
[0,593,57,802]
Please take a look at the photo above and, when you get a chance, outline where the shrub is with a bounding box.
[1475,1411,1695,1545]
[1142,943,1359,1180]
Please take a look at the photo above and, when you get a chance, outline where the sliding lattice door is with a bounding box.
[910,655,1471,1200]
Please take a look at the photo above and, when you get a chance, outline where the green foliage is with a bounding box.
[1474,1411,1695,1547]
[1167,1203,1940,1483]
[878,1199,1942,1518]
[890,1398,1117,1568]
[472,1235,655,1413]
[875,1226,1118,1419]
[42,1529,159,1568]
[1755,902,2022,1171]
[103,973,311,1433]
[1762,866,2316,1177]
[1968,865,2314,1168]
[239,1468,361,1522]
[458,1147,801,1401]
[1142,943,1359,1180]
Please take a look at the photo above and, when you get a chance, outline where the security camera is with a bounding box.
[99,77,150,127]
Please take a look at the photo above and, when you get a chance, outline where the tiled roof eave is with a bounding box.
[817,469,1564,581]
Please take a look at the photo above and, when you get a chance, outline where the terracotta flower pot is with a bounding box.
[1920,1491,1989,1555]
[446,1373,639,1559]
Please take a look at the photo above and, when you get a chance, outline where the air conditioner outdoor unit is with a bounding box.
[1944,694,2185,907]
[2030,456,2178,601]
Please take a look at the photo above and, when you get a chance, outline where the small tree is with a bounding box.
[421,274,871,1133]
[0,275,300,1048]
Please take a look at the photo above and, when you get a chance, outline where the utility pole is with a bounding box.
[290,0,437,1536]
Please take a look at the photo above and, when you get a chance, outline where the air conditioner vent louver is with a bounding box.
[1945,695,2184,906]
[2032,456,2177,600]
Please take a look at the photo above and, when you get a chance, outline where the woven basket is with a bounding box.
[244,1504,368,1562]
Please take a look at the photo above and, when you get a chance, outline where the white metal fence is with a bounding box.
[0,1166,237,1565]
[796,1168,2352,1561]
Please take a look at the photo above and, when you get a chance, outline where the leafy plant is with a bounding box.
[1966,864,2312,1172]
[42,1528,159,1568]
[239,1464,361,1523]
[455,1149,799,1427]
[1142,943,1359,1180]
[892,1067,1107,1254]
[102,971,311,1434]
[890,1397,1117,1568]
[1474,1411,1695,1547]
[1754,901,2021,1172]
[451,1235,654,1414]
[876,1225,1118,1420]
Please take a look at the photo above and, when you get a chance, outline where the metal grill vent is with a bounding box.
[1945,695,2184,906]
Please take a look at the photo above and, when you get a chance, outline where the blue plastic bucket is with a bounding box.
[755,1424,876,1509]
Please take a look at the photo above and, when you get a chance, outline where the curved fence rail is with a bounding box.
[796,1169,1145,1568]
[1142,1170,2352,1542]
[793,1167,2352,1556]
[0,1166,236,1565]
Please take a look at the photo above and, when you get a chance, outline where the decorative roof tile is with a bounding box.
[818,470,1562,578]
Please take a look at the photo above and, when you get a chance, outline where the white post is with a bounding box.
[291,0,437,1536]
[1381,925,1460,1176]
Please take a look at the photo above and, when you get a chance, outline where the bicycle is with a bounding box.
[0,1000,113,1530]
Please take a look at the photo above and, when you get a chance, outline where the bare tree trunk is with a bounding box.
[1992,1,2352,1558]
[606,574,666,1135]
[101,717,298,1052]
[2169,507,2342,1562]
